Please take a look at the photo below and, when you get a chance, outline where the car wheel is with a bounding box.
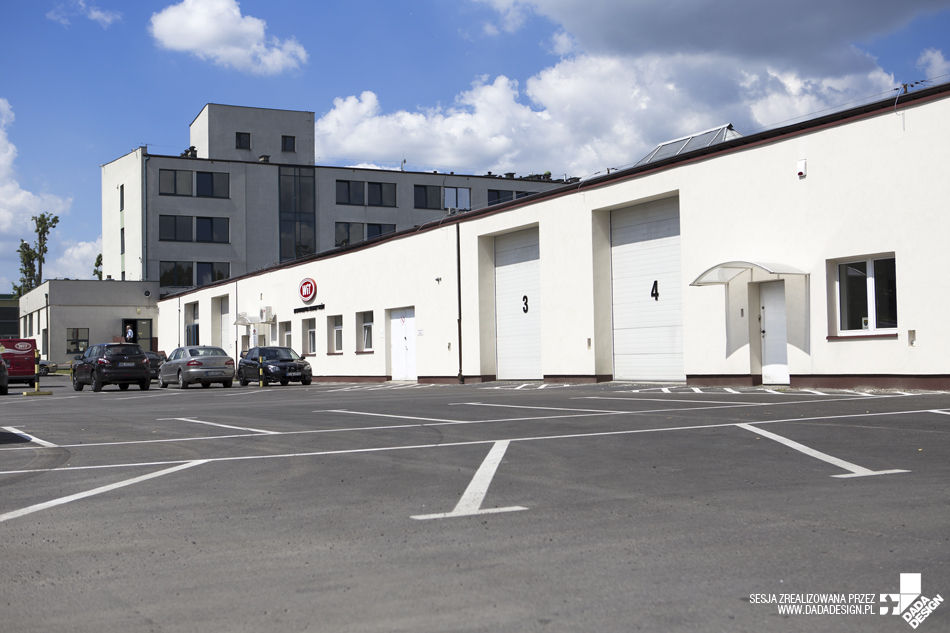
[72,371,84,392]
[201,381,210,388]
[158,372,167,388]
[178,371,188,389]
[119,383,129,391]
[0,383,7,396]
[223,379,233,388]
[261,378,269,387]
[239,369,248,387]
[280,380,289,386]
[40,366,49,376]
[301,378,312,386]
[92,371,102,392]
[26,379,34,389]
[139,379,150,391]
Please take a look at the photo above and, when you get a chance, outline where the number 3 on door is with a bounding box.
[650,280,659,301]
[523,295,529,313]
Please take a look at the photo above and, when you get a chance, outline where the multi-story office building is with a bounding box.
[102,104,569,293]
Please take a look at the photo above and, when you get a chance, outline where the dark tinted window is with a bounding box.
[236,132,250,149]
[281,136,295,152]
[414,185,441,209]
[336,180,364,205]
[196,172,229,198]
[159,215,192,241]
[368,182,396,207]
[367,223,395,239]
[105,345,144,356]
[196,217,229,243]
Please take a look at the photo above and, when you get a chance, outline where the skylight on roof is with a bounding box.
[635,124,742,167]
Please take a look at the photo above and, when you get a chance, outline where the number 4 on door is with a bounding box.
[650,280,659,301]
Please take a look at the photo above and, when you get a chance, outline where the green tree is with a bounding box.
[11,240,37,298]
[11,212,59,298]
[93,253,103,280]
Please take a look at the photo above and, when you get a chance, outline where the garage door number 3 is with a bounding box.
[522,295,529,313]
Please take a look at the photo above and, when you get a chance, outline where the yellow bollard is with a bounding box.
[259,355,266,387]
[24,348,52,396]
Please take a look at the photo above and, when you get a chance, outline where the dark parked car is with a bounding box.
[71,343,151,392]
[145,351,166,380]
[238,346,312,386]
[0,357,8,395]
[158,346,234,389]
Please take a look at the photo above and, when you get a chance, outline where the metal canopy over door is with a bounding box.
[390,307,417,380]
[759,281,789,384]
[495,227,541,380]
[610,197,684,381]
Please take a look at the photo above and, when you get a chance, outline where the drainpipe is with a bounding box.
[456,223,464,384]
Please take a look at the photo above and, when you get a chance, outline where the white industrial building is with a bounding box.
[101,104,567,290]
[155,83,950,389]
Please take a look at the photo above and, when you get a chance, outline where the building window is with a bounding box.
[366,223,395,239]
[336,180,365,205]
[361,311,373,351]
[368,182,396,207]
[414,185,441,209]
[196,262,230,287]
[196,172,229,198]
[159,261,193,287]
[335,222,363,247]
[279,166,316,262]
[119,184,124,211]
[120,228,125,254]
[837,256,897,332]
[328,315,343,353]
[305,318,316,354]
[236,132,251,150]
[444,187,471,210]
[66,328,89,354]
[159,169,193,196]
[196,217,229,243]
[159,215,193,242]
[488,189,535,206]
[281,135,295,152]
[28,313,33,336]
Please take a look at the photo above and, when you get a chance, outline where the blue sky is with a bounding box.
[1,0,949,292]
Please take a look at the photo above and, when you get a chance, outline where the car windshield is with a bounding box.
[188,347,228,357]
[261,348,300,361]
[105,345,144,356]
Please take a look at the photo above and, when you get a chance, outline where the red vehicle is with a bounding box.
[0,339,37,388]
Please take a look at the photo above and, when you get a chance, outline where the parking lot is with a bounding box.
[1,378,948,632]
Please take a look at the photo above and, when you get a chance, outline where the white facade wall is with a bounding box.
[157,90,950,388]
[101,149,145,281]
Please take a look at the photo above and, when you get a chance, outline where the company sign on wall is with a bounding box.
[299,278,316,303]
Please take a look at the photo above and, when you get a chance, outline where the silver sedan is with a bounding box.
[157,346,235,389]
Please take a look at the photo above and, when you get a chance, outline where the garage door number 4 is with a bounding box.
[650,280,659,301]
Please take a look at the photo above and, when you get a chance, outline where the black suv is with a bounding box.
[238,346,312,386]
[72,343,151,392]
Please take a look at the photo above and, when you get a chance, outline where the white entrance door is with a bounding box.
[610,198,684,381]
[494,228,541,380]
[390,307,417,380]
[760,281,789,384]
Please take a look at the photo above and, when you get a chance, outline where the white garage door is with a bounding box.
[611,198,684,381]
[495,228,541,380]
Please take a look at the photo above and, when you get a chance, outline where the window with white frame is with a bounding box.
[305,318,316,354]
[837,256,897,332]
[328,315,343,353]
[360,311,373,351]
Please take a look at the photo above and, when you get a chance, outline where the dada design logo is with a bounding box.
[880,574,943,628]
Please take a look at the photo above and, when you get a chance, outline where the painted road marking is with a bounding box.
[156,417,278,434]
[736,423,909,478]
[1,407,933,478]
[0,460,207,523]
[411,440,527,520]
[2,426,58,447]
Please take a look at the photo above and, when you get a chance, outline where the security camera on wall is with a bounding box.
[144,290,151,297]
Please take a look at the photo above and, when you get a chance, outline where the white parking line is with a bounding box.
[736,423,909,478]
[2,426,58,447]
[156,417,277,434]
[412,440,527,520]
[0,460,207,523]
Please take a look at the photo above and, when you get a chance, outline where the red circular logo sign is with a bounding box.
[299,278,317,302]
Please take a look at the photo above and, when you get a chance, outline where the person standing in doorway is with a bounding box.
[125,325,134,341]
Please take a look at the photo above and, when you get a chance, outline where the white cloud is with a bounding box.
[916,48,950,80]
[0,99,73,291]
[45,236,102,281]
[149,0,307,75]
[46,0,121,28]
